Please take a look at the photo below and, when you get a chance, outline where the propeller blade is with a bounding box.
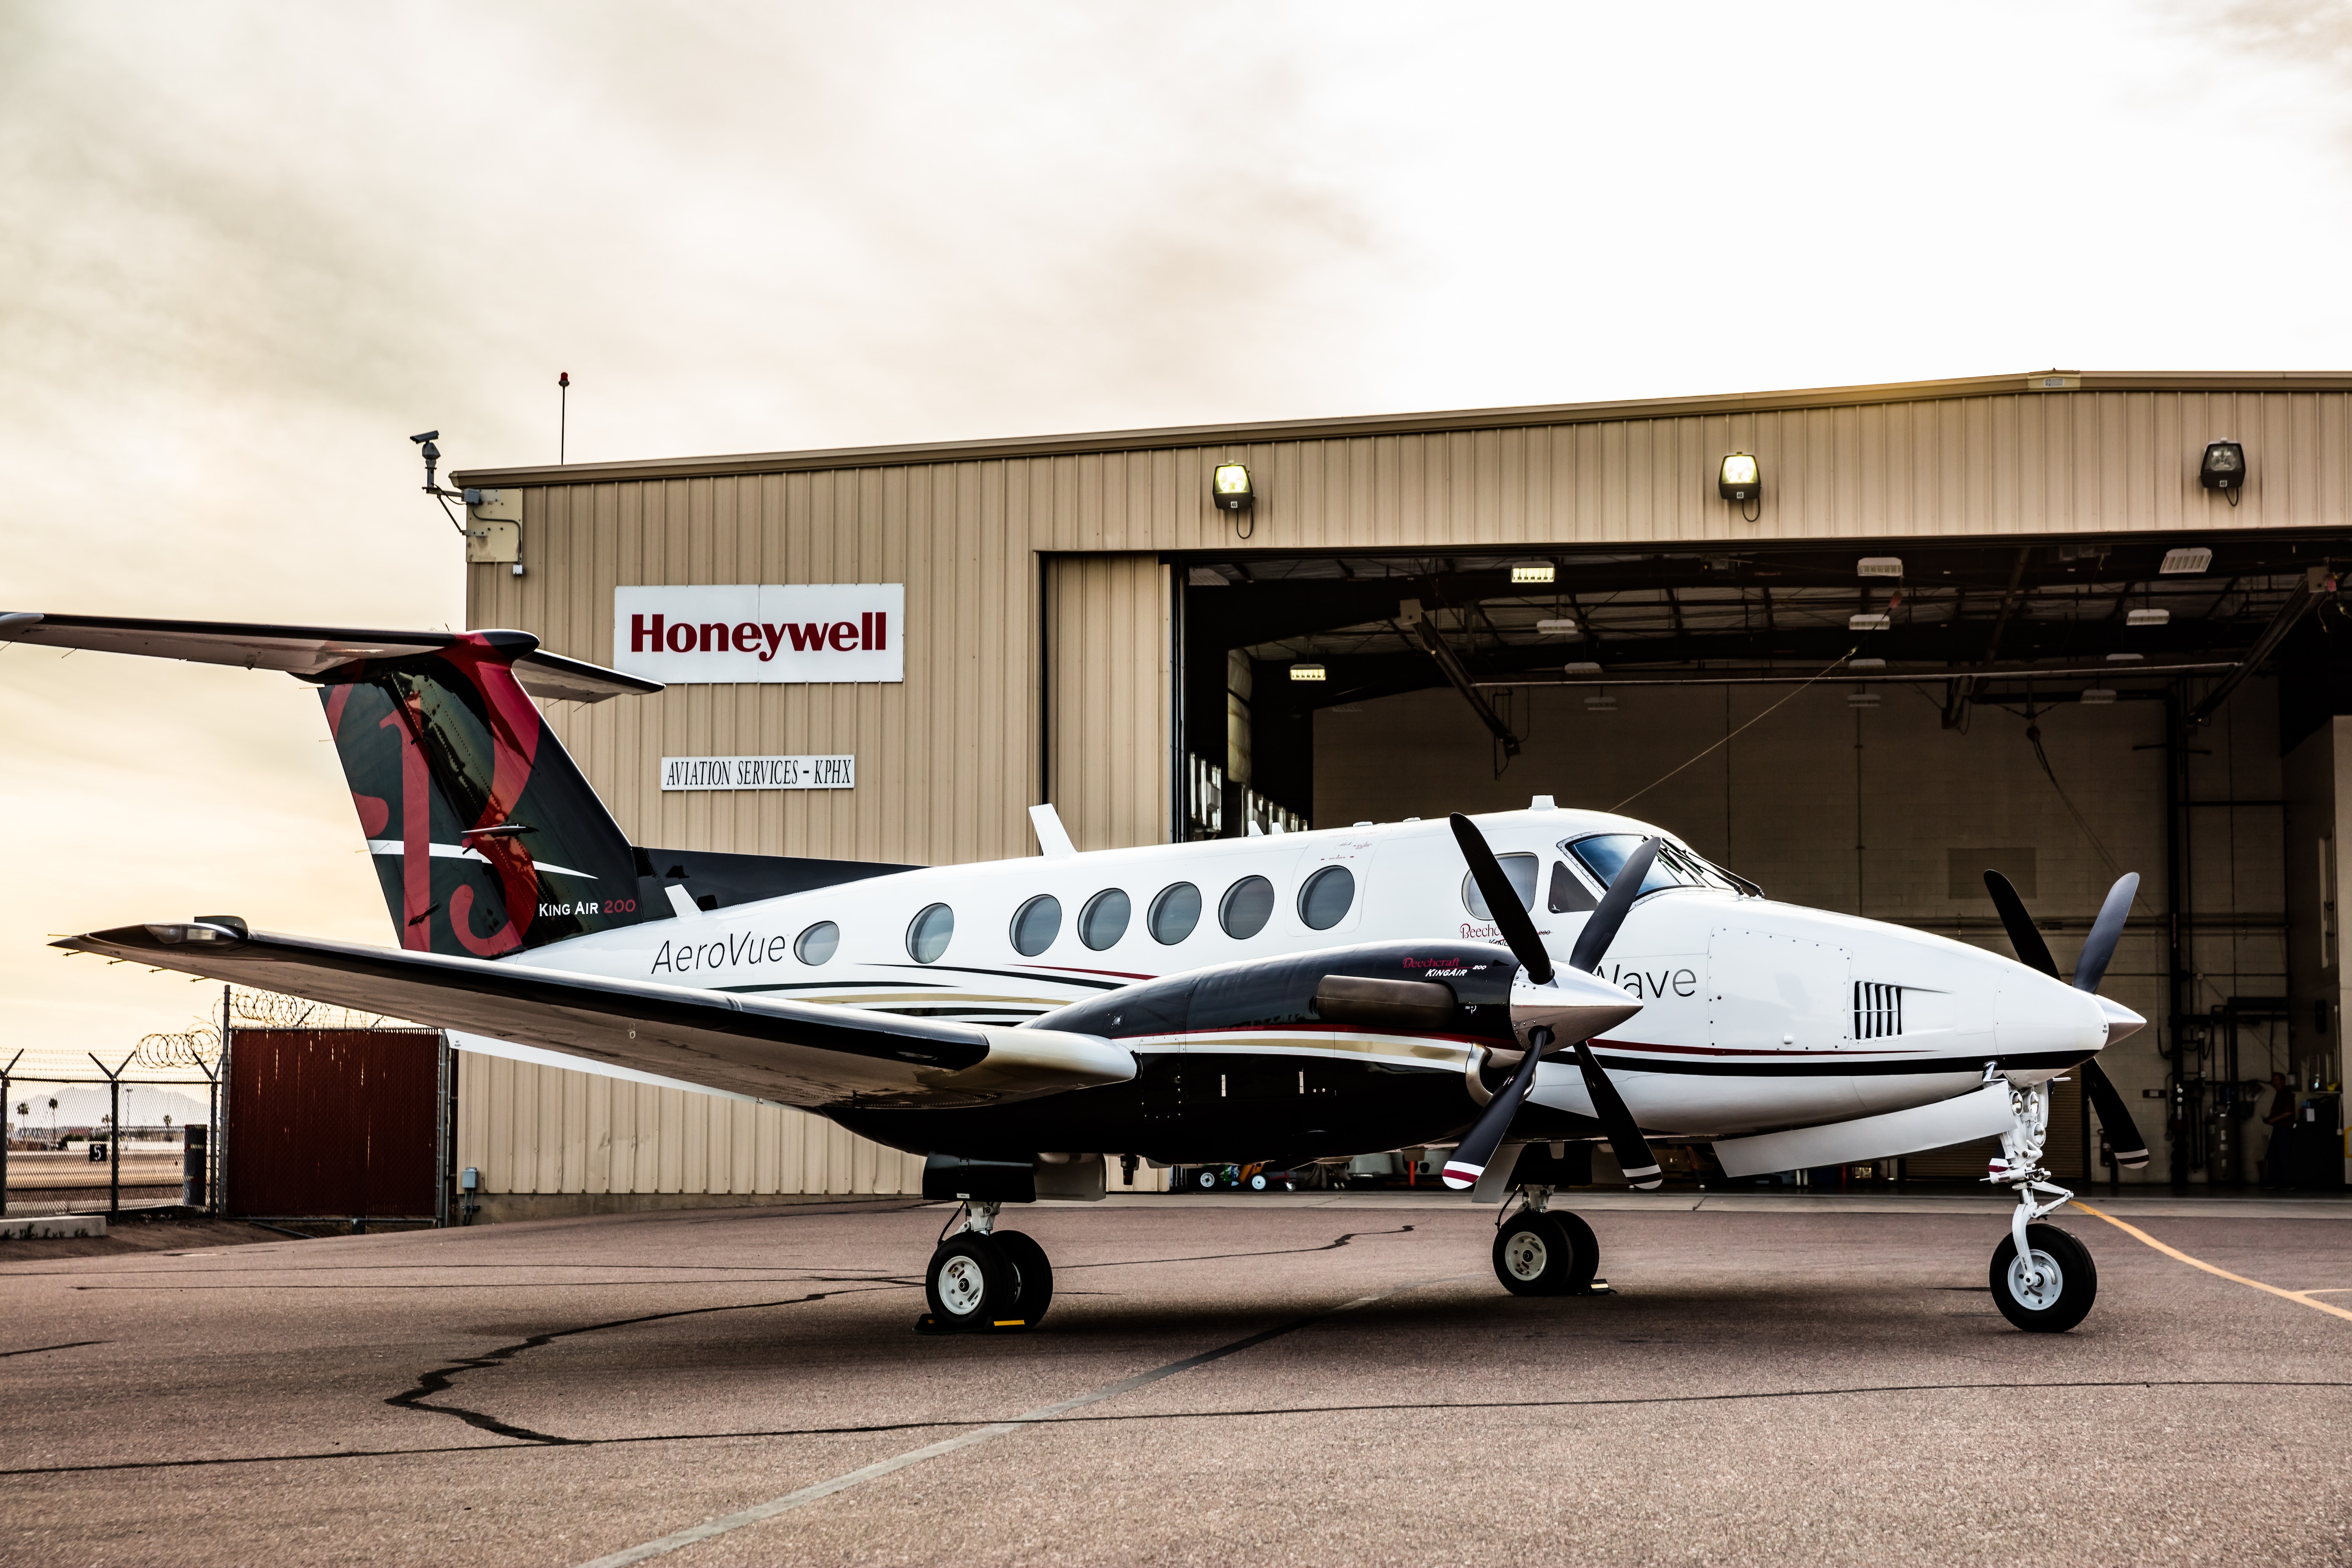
[1441,1027,1550,1189]
[1449,814,1552,985]
[2081,1059,2150,1170]
[2074,872,2139,993]
[1567,836,1661,975]
[1982,869,2059,981]
[1574,1040,1661,1190]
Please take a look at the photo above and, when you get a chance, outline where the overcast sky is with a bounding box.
[3,0,2349,1071]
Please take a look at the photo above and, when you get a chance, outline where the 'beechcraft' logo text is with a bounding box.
[613,584,906,686]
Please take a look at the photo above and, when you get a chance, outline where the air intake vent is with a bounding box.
[1853,982,1903,1040]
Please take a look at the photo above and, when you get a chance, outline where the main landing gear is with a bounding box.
[1491,1186,1606,1297]
[919,1202,1056,1333]
[1986,1076,2098,1333]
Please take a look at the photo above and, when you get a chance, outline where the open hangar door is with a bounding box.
[1175,531,2352,1187]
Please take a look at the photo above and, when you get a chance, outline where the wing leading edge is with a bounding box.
[56,923,1133,1110]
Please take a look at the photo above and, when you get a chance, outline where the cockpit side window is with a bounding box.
[1547,860,1597,912]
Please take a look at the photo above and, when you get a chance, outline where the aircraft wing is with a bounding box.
[0,612,661,704]
[55,922,1133,1110]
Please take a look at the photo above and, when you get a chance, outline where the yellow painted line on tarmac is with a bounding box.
[2071,1199,2352,1325]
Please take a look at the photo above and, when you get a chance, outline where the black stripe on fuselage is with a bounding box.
[1585,1047,2094,1078]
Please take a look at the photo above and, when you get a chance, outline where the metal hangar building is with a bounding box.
[445,368,2352,1209]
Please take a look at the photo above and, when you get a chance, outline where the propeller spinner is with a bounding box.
[1443,816,1656,1190]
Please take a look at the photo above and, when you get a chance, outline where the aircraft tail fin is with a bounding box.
[3,612,661,956]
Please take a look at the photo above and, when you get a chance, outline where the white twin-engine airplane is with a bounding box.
[5,611,2154,1335]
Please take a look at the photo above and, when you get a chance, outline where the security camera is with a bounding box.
[410,430,439,444]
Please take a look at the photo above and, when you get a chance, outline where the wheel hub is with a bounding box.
[1503,1230,1549,1281]
[2006,1248,2064,1312]
[936,1254,988,1316]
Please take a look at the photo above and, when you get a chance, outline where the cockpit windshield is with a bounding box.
[1565,834,1748,898]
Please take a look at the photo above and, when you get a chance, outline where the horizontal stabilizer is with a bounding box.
[0,612,660,703]
[1709,1084,2017,1178]
[55,922,1133,1110]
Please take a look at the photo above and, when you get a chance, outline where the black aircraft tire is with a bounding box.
[1990,1222,2098,1333]
[1493,1213,1597,1297]
[1547,1210,1600,1294]
[991,1229,1054,1326]
[925,1234,1016,1330]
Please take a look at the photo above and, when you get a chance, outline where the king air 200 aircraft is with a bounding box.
[5,612,2156,1336]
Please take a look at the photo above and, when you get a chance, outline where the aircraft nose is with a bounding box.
[2096,993,2145,1047]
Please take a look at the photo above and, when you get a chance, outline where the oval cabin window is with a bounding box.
[906,903,955,964]
[1219,876,1275,939]
[1148,882,1201,944]
[1297,866,1355,931]
[1079,889,1131,950]
[1461,853,1539,919]
[795,922,839,965]
[1010,895,1060,957]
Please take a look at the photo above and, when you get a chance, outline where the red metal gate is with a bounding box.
[227,1028,441,1218]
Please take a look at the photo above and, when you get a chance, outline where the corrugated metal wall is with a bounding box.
[457,1051,926,1198]
[456,379,2352,1200]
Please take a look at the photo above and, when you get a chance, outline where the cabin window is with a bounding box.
[1148,882,1201,944]
[906,903,955,963]
[1010,895,1060,957]
[1297,866,1355,930]
[1080,889,1131,950]
[1461,853,1540,919]
[1219,876,1275,939]
[794,921,839,965]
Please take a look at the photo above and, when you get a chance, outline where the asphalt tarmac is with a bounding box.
[4,1192,2350,1567]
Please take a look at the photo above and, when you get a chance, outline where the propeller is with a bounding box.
[1442,815,1659,1190]
[1983,868,2150,1170]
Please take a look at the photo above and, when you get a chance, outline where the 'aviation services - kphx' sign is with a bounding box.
[614,584,904,684]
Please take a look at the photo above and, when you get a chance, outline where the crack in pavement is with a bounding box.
[384,1288,898,1443]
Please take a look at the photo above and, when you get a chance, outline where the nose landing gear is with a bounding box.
[918,1202,1057,1333]
[1987,1078,2099,1332]
[1491,1186,1606,1297]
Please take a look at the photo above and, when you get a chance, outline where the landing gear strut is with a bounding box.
[920,1202,1056,1333]
[1491,1186,1604,1297]
[1987,1078,2098,1332]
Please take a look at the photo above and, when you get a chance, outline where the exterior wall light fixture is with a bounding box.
[1289,662,1326,682]
[1511,562,1556,585]
[2199,441,2247,505]
[1719,453,1761,519]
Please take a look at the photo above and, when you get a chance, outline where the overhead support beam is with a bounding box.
[1951,547,2034,728]
[1402,601,1520,756]
[2187,565,2332,725]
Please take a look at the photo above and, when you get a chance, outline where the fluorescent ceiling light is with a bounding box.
[1857,557,1903,578]
[1534,618,1579,635]
[1849,613,1891,630]
[1511,563,1556,584]
[2081,689,2119,705]
[1849,657,1887,669]
[1289,662,1326,682]
[2159,547,2212,575]
[2127,608,2170,626]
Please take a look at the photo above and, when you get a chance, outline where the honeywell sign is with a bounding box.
[613,585,905,684]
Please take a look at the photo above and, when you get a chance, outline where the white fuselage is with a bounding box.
[493,807,2112,1140]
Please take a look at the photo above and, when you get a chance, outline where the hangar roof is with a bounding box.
[453,369,2352,487]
